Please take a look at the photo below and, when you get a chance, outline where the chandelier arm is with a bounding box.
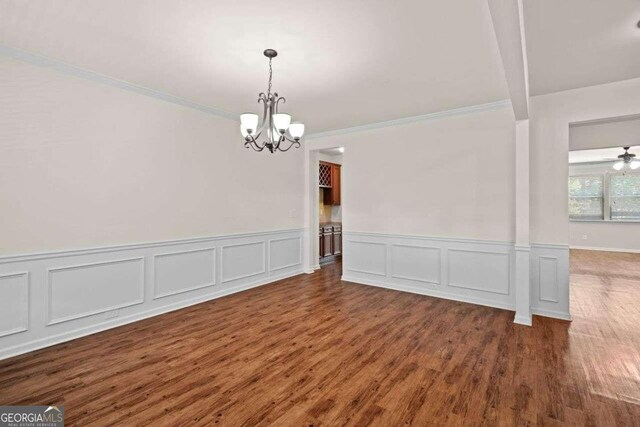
[244,134,267,152]
[245,140,265,152]
[242,129,265,146]
[281,134,301,144]
[251,95,270,136]
[248,144,265,152]
[275,96,286,113]
[276,137,301,152]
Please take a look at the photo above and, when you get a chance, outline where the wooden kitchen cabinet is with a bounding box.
[332,225,342,255]
[328,165,340,205]
[322,226,333,257]
[320,161,341,206]
[319,224,342,263]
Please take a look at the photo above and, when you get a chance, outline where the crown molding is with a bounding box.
[305,99,512,140]
[1,44,513,134]
[0,44,238,121]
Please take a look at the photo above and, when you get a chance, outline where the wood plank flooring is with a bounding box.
[1,251,639,425]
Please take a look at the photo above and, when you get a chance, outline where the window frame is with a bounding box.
[568,174,606,221]
[569,171,640,223]
[608,172,640,221]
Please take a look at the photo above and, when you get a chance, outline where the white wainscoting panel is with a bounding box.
[47,258,145,325]
[448,249,510,295]
[538,256,559,303]
[345,240,387,276]
[269,237,302,272]
[391,244,440,285]
[530,244,570,320]
[221,242,266,283]
[0,229,304,360]
[0,272,29,338]
[342,232,516,312]
[153,248,216,299]
[343,233,570,321]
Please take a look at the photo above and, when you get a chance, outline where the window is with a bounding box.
[569,173,640,221]
[610,174,640,220]
[568,176,604,220]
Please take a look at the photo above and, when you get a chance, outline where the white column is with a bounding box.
[303,147,319,274]
[514,119,531,325]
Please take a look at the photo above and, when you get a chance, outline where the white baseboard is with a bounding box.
[341,275,515,313]
[0,229,304,361]
[514,312,533,326]
[570,245,640,254]
[531,307,572,321]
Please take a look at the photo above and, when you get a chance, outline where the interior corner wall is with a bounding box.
[308,107,522,315]
[0,56,305,255]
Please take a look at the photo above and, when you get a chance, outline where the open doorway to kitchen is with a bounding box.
[318,148,343,270]
[305,146,345,277]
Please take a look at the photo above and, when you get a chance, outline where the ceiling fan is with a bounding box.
[613,146,640,171]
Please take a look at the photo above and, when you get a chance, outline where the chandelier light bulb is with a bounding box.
[288,122,305,139]
[613,161,625,171]
[240,113,259,134]
[631,161,640,170]
[273,113,291,133]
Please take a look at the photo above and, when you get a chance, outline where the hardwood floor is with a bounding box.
[1,252,639,425]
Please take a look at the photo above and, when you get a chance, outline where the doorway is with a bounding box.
[305,146,344,276]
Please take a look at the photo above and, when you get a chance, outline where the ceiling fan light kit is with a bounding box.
[240,49,305,153]
[612,146,640,171]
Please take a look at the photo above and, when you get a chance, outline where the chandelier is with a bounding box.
[240,49,305,153]
[613,147,640,171]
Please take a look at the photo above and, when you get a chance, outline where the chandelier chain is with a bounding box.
[267,58,273,98]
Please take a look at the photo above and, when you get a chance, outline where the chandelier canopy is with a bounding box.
[240,49,304,153]
[613,146,640,171]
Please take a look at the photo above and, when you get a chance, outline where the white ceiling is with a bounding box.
[569,146,639,164]
[0,0,509,133]
[524,0,640,96]
[4,1,638,130]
